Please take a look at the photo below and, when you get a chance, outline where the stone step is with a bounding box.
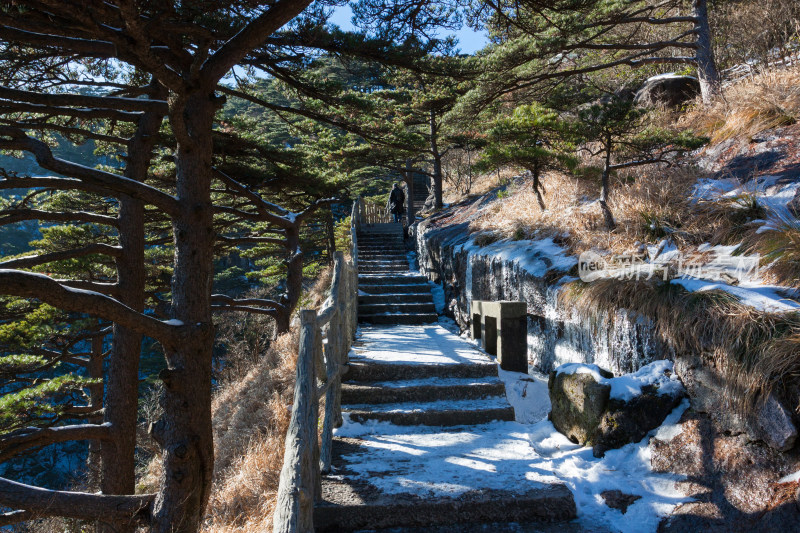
[358,313,438,325]
[357,235,403,241]
[343,396,514,426]
[358,247,407,254]
[359,268,413,275]
[358,243,405,249]
[345,360,498,382]
[358,235,404,241]
[341,376,506,405]
[359,260,409,268]
[359,254,407,259]
[314,482,576,532]
[358,263,408,275]
[358,284,431,295]
[359,251,408,257]
[350,521,586,532]
[358,293,432,304]
[359,274,428,284]
[358,302,436,315]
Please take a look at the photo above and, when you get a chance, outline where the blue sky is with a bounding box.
[327,5,489,55]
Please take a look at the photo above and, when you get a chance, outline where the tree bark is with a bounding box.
[429,110,443,210]
[693,0,721,104]
[600,136,617,231]
[150,89,217,533]
[404,159,415,224]
[278,224,303,334]
[87,334,105,491]
[532,159,546,211]
[325,209,335,264]
[99,85,163,533]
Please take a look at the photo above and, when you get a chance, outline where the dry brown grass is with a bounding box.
[202,329,298,532]
[441,166,518,205]
[741,211,800,288]
[683,66,800,144]
[469,167,709,256]
[201,269,332,532]
[134,268,333,532]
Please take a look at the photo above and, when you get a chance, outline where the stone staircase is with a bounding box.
[357,223,437,325]
[313,324,578,531]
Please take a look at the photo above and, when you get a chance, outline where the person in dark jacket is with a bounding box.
[388,182,405,223]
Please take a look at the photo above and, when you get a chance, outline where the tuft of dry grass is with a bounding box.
[741,210,800,288]
[683,67,800,144]
[135,268,333,532]
[442,166,519,205]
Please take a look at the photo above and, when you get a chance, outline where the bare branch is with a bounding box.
[0,270,178,346]
[0,509,33,527]
[0,86,169,114]
[202,0,316,81]
[0,423,111,463]
[0,208,118,227]
[0,477,153,522]
[211,294,283,309]
[0,244,122,269]
[0,127,180,216]
[211,305,277,316]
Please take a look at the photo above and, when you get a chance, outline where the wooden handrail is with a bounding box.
[273,244,358,533]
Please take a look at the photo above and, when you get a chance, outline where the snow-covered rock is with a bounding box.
[549,361,686,457]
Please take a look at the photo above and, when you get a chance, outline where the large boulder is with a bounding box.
[592,382,684,457]
[549,360,686,456]
[634,74,700,108]
[674,355,797,452]
[548,364,613,445]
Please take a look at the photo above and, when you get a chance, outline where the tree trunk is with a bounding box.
[404,159,415,225]
[429,110,443,210]
[99,88,163,533]
[277,224,303,335]
[532,160,545,211]
[325,209,335,264]
[150,90,217,532]
[693,0,721,103]
[87,333,104,491]
[599,139,617,231]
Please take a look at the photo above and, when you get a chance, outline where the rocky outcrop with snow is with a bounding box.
[548,361,686,457]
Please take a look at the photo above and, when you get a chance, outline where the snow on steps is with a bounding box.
[357,225,438,325]
[341,376,507,405]
[315,324,577,531]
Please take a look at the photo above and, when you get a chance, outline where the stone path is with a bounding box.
[314,226,576,530]
[356,223,437,325]
[313,324,578,531]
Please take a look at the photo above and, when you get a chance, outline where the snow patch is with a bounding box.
[671,277,800,313]
[779,468,800,484]
[429,281,446,314]
[456,236,576,278]
[556,360,683,401]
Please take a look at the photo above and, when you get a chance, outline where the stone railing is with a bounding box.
[272,247,357,533]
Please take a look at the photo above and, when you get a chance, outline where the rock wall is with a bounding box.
[412,202,797,452]
[413,213,670,376]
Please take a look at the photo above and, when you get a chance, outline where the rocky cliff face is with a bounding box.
[412,194,797,453]
[413,202,670,376]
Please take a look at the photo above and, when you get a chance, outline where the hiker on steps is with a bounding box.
[388,182,405,224]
